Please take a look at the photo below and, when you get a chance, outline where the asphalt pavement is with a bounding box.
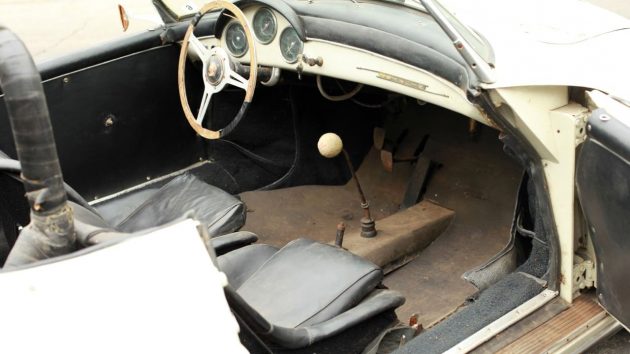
[0,0,159,61]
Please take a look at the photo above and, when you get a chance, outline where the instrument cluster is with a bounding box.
[224,7,304,64]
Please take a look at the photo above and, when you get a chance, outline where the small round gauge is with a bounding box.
[225,22,248,57]
[253,8,277,44]
[279,27,303,63]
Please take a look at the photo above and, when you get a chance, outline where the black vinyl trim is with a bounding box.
[587,109,630,162]
[577,108,630,328]
[213,0,474,89]
[215,0,306,40]
[301,16,470,89]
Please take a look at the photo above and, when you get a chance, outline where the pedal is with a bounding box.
[373,127,386,151]
[374,127,409,173]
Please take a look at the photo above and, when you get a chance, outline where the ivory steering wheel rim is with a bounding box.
[178,1,258,139]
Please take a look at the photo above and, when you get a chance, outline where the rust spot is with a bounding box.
[559,273,565,284]
[409,313,419,327]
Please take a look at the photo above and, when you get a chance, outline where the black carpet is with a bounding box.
[393,272,544,354]
[205,82,381,193]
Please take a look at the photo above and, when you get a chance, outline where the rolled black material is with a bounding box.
[219,101,250,138]
[0,25,74,267]
[0,26,67,213]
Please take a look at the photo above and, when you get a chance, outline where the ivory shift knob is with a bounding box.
[317,133,343,158]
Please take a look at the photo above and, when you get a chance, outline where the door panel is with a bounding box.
[0,20,217,200]
[577,107,630,328]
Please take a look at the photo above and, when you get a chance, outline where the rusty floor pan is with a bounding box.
[241,110,523,331]
[240,148,414,248]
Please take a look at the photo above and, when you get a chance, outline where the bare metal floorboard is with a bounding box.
[240,147,414,247]
[241,108,522,329]
[383,110,522,327]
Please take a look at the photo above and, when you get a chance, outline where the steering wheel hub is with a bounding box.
[206,53,225,86]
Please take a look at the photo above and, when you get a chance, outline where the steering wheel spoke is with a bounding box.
[227,70,249,90]
[196,87,213,125]
[188,33,210,61]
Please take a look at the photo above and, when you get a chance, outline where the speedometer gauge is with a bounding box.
[225,22,248,57]
[279,27,303,63]
[253,8,277,44]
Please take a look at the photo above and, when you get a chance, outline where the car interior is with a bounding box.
[0,1,556,353]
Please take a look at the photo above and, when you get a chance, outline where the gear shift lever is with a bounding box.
[318,133,377,238]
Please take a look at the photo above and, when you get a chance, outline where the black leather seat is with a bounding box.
[1,154,252,258]
[72,173,254,253]
[218,238,405,349]
[94,173,245,236]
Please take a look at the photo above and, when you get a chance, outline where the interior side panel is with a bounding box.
[0,45,205,200]
[577,108,630,328]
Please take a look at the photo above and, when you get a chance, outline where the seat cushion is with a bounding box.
[95,189,159,227]
[233,238,383,328]
[218,243,279,289]
[96,173,246,236]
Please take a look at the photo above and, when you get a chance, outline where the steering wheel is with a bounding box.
[178,1,258,139]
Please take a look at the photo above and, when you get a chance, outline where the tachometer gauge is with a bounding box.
[225,22,248,57]
[279,27,303,63]
[253,8,277,44]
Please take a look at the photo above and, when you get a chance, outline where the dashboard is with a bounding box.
[220,7,304,65]
[224,7,303,64]
[196,2,491,126]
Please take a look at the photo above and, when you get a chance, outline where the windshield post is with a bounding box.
[419,0,496,85]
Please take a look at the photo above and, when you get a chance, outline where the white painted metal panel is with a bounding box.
[0,219,247,354]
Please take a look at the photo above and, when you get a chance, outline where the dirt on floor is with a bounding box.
[242,103,524,329]
[382,106,523,327]
[240,147,413,247]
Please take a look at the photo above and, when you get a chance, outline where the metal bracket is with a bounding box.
[573,109,589,146]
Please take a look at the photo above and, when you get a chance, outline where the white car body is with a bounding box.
[445,0,630,101]
[0,219,247,354]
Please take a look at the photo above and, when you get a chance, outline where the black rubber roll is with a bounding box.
[0,25,74,267]
[0,25,67,214]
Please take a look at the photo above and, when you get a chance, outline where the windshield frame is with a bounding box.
[418,0,496,84]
